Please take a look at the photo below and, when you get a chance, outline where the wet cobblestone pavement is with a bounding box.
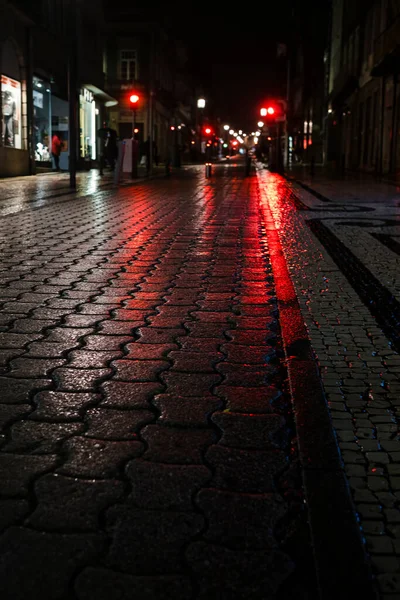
[0,166,317,600]
[257,170,400,600]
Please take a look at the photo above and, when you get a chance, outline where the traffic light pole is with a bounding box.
[68,0,78,189]
[131,108,138,179]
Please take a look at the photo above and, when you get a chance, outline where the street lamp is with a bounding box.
[258,121,264,128]
[129,93,140,178]
[223,124,230,131]
[197,98,206,158]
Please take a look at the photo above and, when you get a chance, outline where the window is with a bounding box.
[120,50,137,81]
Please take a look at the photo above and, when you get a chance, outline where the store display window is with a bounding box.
[79,88,96,160]
[33,76,52,163]
[1,74,22,149]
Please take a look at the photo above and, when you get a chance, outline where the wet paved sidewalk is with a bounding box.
[0,166,167,217]
[259,170,400,599]
[0,166,315,599]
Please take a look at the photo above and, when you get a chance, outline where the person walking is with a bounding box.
[51,133,62,171]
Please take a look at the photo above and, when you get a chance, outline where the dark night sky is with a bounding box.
[107,0,329,132]
[167,1,329,132]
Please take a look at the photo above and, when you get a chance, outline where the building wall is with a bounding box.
[0,1,31,176]
[327,0,400,176]
[103,19,194,164]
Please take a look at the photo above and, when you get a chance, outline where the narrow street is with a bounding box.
[0,162,399,599]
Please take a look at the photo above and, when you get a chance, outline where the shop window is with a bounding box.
[120,50,137,81]
[79,88,96,160]
[1,74,22,149]
[33,76,52,163]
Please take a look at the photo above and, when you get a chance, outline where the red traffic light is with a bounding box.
[260,106,275,116]
[129,94,140,105]
[204,127,212,135]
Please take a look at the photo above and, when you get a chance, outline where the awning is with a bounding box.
[84,84,118,107]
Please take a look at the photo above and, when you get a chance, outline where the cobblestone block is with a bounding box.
[46,327,93,343]
[64,314,106,328]
[107,507,204,574]
[0,453,58,496]
[220,343,276,365]
[100,380,162,409]
[75,568,193,600]
[0,499,30,532]
[124,343,178,360]
[0,526,103,600]
[52,367,112,391]
[148,316,187,328]
[11,319,57,333]
[196,300,233,312]
[136,327,186,344]
[126,460,211,510]
[9,357,66,378]
[84,408,154,440]
[4,420,84,453]
[0,332,41,348]
[178,338,223,353]
[226,330,276,345]
[191,311,232,323]
[168,351,223,373]
[0,377,51,404]
[78,304,116,315]
[68,350,122,368]
[211,411,286,449]
[164,293,200,306]
[24,342,76,358]
[233,316,276,330]
[58,437,144,478]
[28,473,124,531]
[185,541,294,599]
[206,444,287,493]
[0,404,32,431]
[141,424,216,464]
[377,574,400,594]
[366,536,394,554]
[216,363,277,387]
[160,372,221,396]
[152,394,222,426]
[112,359,170,382]
[31,390,99,421]
[184,323,227,339]
[83,335,132,351]
[217,386,280,413]
[97,321,141,336]
[2,302,44,314]
[196,487,286,549]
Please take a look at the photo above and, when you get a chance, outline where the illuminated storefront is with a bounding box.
[79,87,96,161]
[33,76,52,164]
[1,74,22,150]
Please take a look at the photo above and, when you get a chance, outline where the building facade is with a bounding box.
[284,0,329,168]
[102,4,195,166]
[327,0,400,176]
[0,0,114,178]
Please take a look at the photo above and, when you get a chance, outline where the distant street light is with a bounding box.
[223,124,230,130]
[258,121,264,128]
[197,98,206,158]
[229,129,234,135]
[260,108,267,117]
